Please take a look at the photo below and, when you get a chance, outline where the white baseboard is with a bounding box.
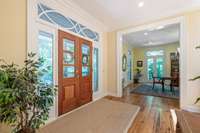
[106,92,119,97]
[93,91,107,101]
[182,105,200,113]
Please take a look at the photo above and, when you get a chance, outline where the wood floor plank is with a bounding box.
[106,84,179,133]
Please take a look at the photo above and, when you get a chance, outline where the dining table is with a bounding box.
[153,76,175,92]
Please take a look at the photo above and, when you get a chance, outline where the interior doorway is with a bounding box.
[58,30,93,115]
[117,17,186,108]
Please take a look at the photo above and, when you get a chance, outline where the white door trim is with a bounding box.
[116,17,187,108]
[27,0,105,119]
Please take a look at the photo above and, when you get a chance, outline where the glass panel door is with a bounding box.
[146,50,164,80]
[58,30,93,115]
[147,58,154,80]
[156,57,164,78]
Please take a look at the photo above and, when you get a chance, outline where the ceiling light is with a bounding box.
[144,32,148,36]
[138,2,144,7]
[156,26,165,30]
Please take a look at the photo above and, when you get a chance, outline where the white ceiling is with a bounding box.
[71,0,200,30]
[123,23,180,47]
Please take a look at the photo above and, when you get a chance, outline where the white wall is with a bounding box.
[184,12,200,112]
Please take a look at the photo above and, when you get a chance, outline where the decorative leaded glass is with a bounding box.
[38,3,99,42]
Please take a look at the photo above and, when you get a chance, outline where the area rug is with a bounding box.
[131,84,179,99]
[38,99,140,133]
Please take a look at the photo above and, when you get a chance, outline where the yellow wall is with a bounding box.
[133,43,179,82]
[0,0,27,65]
[185,11,200,106]
[107,32,117,94]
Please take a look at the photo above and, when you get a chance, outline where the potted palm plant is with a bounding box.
[0,53,56,133]
[134,68,142,83]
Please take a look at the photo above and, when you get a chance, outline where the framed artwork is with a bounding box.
[137,61,143,67]
[122,54,127,72]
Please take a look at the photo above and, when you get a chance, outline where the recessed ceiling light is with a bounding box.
[138,2,144,7]
[144,32,148,36]
[157,26,165,30]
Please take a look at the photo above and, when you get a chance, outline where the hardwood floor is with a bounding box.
[106,84,179,133]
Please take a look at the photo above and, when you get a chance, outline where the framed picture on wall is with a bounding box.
[137,61,143,67]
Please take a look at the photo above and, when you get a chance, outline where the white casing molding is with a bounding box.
[116,17,188,109]
[27,0,108,120]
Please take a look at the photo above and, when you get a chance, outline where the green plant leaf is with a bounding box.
[0,52,57,132]
[190,76,200,81]
[195,97,200,104]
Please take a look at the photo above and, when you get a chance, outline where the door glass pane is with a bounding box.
[93,48,99,92]
[147,58,154,80]
[82,44,90,55]
[82,44,90,66]
[63,52,74,65]
[63,39,74,52]
[38,31,53,85]
[82,66,89,77]
[63,66,75,78]
[156,57,164,77]
[82,55,89,65]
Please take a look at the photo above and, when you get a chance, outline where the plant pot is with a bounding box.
[17,128,35,133]
[134,79,139,83]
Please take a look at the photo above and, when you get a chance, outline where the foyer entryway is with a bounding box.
[58,30,93,115]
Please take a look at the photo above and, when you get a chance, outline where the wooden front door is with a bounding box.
[79,39,93,105]
[58,30,92,115]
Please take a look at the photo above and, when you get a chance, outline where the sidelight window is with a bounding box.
[93,48,99,92]
[38,31,53,84]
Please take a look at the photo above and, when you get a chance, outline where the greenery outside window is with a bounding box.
[38,31,53,85]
